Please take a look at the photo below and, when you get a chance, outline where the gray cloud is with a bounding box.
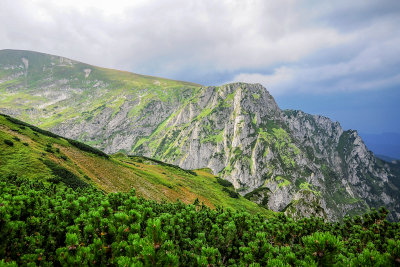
[232,1,400,95]
[0,0,399,93]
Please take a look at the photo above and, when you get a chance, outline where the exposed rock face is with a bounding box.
[131,83,399,221]
[284,189,327,221]
[1,49,399,221]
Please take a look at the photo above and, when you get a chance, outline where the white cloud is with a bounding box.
[0,1,348,76]
[232,14,400,95]
[0,0,399,92]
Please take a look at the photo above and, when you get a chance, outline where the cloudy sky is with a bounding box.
[1,0,399,134]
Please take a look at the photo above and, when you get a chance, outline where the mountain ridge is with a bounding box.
[359,132,400,160]
[0,49,202,87]
[0,49,399,221]
[0,113,270,214]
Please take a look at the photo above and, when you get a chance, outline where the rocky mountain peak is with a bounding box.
[0,50,399,221]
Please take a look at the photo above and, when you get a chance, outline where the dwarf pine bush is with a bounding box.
[0,175,399,266]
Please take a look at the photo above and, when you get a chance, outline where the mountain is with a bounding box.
[376,155,399,163]
[0,48,200,149]
[1,49,399,221]
[359,132,400,160]
[0,113,269,214]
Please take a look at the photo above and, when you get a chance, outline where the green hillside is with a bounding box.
[0,113,270,215]
[0,49,201,128]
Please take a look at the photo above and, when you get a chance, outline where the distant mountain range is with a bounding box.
[360,132,400,161]
[0,49,399,221]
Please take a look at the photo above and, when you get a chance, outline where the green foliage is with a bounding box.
[3,139,13,146]
[216,177,234,188]
[337,130,355,161]
[42,159,89,189]
[244,187,270,207]
[1,175,399,266]
[252,113,258,125]
[256,126,298,170]
[277,178,291,189]
[201,130,224,144]
[302,231,343,266]
[215,178,239,198]
[4,114,60,139]
[129,155,197,176]
[299,182,321,197]
[2,113,109,159]
[387,239,400,265]
[222,187,240,198]
[66,139,109,159]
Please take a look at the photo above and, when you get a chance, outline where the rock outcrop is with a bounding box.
[284,188,327,221]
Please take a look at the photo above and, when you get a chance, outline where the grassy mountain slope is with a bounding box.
[0,114,270,215]
[0,49,201,150]
[1,49,399,221]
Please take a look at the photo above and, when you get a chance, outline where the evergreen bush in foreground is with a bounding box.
[0,175,399,266]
